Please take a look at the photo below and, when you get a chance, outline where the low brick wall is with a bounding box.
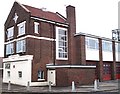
[56,67,95,86]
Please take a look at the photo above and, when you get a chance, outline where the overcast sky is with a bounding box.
[0,0,119,57]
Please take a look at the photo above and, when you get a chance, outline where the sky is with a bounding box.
[0,0,119,57]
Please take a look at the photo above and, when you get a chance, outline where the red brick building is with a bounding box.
[3,1,120,86]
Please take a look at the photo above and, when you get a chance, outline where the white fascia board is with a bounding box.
[3,55,33,63]
[46,65,96,69]
[75,32,113,42]
[17,1,30,13]
[31,17,69,27]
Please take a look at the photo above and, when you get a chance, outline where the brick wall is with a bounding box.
[75,35,86,65]
[56,68,68,86]
[56,68,95,86]
[31,39,54,81]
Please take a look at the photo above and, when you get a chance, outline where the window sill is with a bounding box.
[17,34,25,37]
[56,58,68,60]
[18,78,22,79]
[16,51,25,54]
[37,79,45,81]
[7,37,14,41]
[35,32,39,34]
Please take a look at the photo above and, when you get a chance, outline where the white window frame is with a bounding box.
[85,37,99,50]
[115,43,120,53]
[34,22,39,34]
[16,39,26,53]
[56,27,68,60]
[17,21,26,36]
[6,43,14,55]
[7,27,14,40]
[38,70,44,81]
[102,40,112,52]
[5,63,10,69]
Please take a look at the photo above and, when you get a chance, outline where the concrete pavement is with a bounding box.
[1,80,119,94]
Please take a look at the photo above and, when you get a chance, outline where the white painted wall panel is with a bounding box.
[116,52,120,61]
[103,51,113,61]
[3,55,33,86]
[86,47,99,61]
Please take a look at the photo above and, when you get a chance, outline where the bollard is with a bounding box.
[8,81,11,91]
[27,81,30,91]
[94,79,98,91]
[49,81,52,92]
[97,79,99,89]
[72,81,76,92]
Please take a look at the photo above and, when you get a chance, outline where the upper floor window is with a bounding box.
[6,43,14,55]
[7,27,14,40]
[17,21,26,36]
[102,40,112,52]
[115,43,120,53]
[56,27,68,60]
[16,39,26,53]
[86,37,99,50]
[34,22,39,34]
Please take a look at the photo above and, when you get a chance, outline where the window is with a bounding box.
[6,43,14,55]
[86,37,99,50]
[18,71,22,78]
[102,40,112,52]
[5,63,10,69]
[38,70,44,79]
[115,43,120,52]
[115,43,118,52]
[7,27,14,40]
[7,71,10,78]
[17,21,26,36]
[16,39,26,53]
[34,22,39,34]
[56,27,68,60]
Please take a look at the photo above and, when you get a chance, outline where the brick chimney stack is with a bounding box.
[66,5,76,64]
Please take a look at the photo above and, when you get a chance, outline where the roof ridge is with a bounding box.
[23,4,55,14]
[17,2,66,23]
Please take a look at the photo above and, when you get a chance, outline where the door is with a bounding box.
[103,63,112,81]
[116,63,120,79]
[47,69,56,86]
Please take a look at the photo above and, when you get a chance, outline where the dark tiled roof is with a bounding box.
[23,5,66,23]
